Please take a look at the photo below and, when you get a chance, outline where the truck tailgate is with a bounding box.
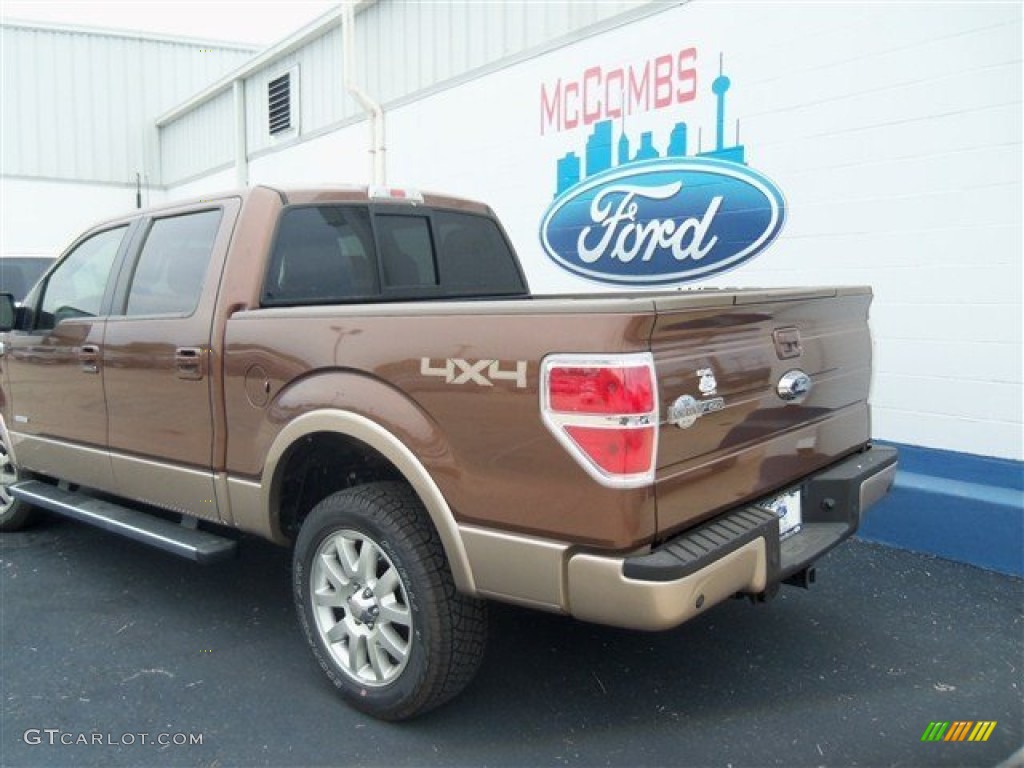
[650,287,874,540]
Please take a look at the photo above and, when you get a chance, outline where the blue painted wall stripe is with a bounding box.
[858,441,1023,577]
[895,471,1024,509]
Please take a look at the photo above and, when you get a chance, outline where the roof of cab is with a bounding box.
[275,185,492,215]
[72,184,495,241]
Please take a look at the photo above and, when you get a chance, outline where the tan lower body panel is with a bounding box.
[566,539,768,631]
[9,432,116,491]
[226,476,280,542]
[860,459,897,511]
[460,523,769,630]
[8,432,225,523]
[110,453,221,521]
[459,525,570,611]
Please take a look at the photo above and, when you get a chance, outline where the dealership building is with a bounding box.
[1,1,1021,573]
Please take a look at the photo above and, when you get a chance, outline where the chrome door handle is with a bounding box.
[79,344,100,374]
[175,347,204,380]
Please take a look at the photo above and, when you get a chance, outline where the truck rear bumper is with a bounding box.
[566,445,898,630]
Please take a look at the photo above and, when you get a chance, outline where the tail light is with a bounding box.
[541,353,659,488]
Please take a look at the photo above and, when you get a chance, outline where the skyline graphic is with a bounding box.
[555,55,746,197]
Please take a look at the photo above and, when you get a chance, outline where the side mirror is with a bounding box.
[0,293,15,331]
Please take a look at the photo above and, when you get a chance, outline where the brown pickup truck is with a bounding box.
[0,185,896,720]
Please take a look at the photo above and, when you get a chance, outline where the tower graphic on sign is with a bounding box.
[555,53,746,196]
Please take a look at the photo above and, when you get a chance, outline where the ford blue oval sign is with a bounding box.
[537,52,787,286]
[540,158,786,286]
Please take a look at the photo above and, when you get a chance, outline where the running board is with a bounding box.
[9,480,237,563]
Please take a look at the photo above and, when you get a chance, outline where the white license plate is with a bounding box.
[765,488,802,539]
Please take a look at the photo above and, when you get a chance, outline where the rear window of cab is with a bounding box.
[261,205,526,306]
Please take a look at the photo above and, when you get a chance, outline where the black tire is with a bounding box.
[0,433,37,532]
[293,481,487,721]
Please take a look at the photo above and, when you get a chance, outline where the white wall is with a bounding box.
[164,167,237,201]
[249,126,373,186]
[167,1,1022,460]
[0,177,157,255]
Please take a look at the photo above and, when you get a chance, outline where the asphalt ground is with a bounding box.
[1,515,1021,768]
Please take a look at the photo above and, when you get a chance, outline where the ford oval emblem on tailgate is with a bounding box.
[539,158,786,286]
[777,370,811,402]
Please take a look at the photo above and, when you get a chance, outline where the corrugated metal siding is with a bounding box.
[244,26,345,157]
[160,0,652,182]
[159,89,236,184]
[0,24,254,185]
[355,0,650,108]
[245,55,299,156]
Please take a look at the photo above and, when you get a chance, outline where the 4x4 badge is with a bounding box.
[420,357,528,389]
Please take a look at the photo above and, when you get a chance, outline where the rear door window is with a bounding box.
[125,209,222,317]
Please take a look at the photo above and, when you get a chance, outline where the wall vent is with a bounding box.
[268,72,292,135]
